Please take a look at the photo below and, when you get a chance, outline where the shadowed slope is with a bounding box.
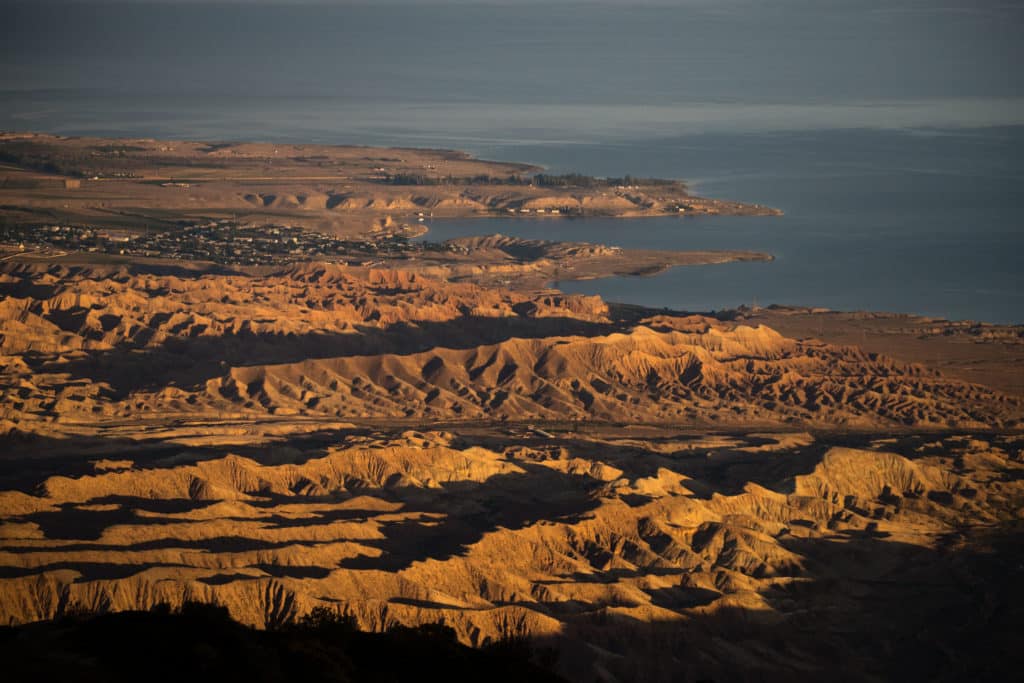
[199,322,1018,427]
[0,602,567,683]
[1,429,1022,681]
[2,263,1018,431]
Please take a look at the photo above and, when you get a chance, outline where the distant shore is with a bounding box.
[0,131,779,288]
[0,131,781,241]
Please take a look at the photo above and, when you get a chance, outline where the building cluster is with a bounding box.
[0,221,430,266]
[501,207,573,216]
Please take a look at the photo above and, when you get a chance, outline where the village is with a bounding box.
[0,220,462,266]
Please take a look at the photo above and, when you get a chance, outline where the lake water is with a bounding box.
[2,1,1023,322]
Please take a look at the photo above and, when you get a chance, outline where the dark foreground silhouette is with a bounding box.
[0,602,566,683]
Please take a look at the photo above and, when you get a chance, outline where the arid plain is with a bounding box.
[1,134,1023,682]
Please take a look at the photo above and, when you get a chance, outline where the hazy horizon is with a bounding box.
[2,0,1022,322]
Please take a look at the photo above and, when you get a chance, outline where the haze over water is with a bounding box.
[3,0,1022,322]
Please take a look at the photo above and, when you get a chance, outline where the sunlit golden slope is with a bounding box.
[1,429,1021,681]
[1,263,1018,432]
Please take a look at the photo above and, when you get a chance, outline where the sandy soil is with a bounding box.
[737,306,1024,397]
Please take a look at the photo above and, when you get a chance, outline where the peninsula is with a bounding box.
[0,132,778,286]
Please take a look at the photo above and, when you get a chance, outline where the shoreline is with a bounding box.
[0,131,783,292]
[0,131,782,241]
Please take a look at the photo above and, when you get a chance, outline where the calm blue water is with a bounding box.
[2,1,1023,322]
[426,128,1024,322]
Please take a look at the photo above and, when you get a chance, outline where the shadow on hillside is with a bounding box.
[3,526,1022,683]
[456,429,840,497]
[337,462,601,571]
[38,314,621,398]
[4,428,1016,602]
[2,421,1023,680]
[0,262,246,297]
[0,601,567,683]
[0,426,941,551]
[522,524,1024,683]
[0,423,380,492]
[9,461,604,573]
